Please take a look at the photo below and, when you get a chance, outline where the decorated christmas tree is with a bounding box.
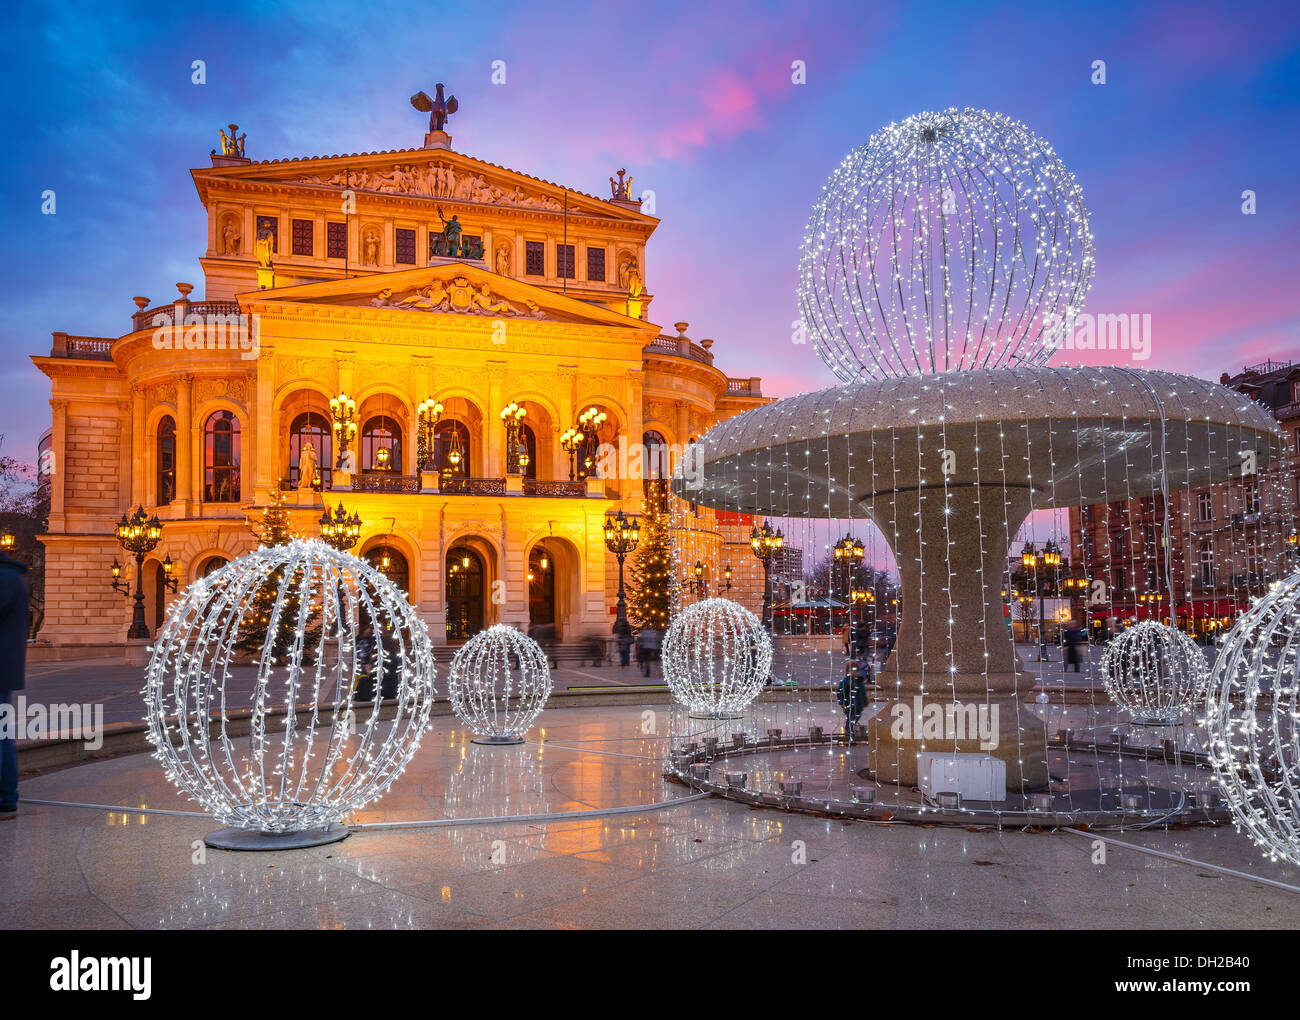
[235,482,318,663]
[626,480,674,632]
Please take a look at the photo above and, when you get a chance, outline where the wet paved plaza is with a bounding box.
[3,702,1299,929]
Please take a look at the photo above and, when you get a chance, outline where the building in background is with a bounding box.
[32,100,767,649]
[1068,358,1298,638]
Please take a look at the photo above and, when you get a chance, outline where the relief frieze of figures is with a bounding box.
[288,164,566,210]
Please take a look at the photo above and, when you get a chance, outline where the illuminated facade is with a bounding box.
[33,114,767,647]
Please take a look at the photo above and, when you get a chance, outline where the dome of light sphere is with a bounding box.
[663,598,773,718]
[144,539,437,833]
[1207,574,1300,864]
[1100,620,1210,723]
[798,107,1095,383]
[447,624,553,743]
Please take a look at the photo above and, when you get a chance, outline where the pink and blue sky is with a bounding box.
[2,0,1298,464]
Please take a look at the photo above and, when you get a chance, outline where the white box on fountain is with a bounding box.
[917,752,1006,803]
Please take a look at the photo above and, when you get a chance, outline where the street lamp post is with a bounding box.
[113,505,163,639]
[1021,539,1062,661]
[500,401,528,476]
[834,533,865,647]
[603,509,640,630]
[750,522,784,632]
[329,393,358,470]
[319,503,362,552]
[417,397,444,473]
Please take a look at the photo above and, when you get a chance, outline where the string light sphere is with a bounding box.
[447,624,553,745]
[1099,620,1210,724]
[144,538,436,846]
[799,107,1095,383]
[1207,574,1300,864]
[663,597,773,718]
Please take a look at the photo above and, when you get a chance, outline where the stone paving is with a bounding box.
[2,701,1298,929]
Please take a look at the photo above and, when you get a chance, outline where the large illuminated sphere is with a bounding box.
[447,624,552,744]
[799,108,1094,383]
[144,539,436,833]
[1100,620,1210,723]
[1207,575,1300,863]
[663,598,773,718]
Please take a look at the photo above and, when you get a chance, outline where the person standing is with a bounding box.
[0,550,29,816]
[614,619,633,669]
[1063,622,1084,673]
[837,661,869,737]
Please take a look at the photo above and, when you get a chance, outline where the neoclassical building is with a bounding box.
[34,105,767,648]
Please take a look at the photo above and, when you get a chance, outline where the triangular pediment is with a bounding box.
[239,261,658,330]
[196,146,651,223]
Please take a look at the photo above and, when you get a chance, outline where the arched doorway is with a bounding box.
[528,545,556,634]
[367,545,410,594]
[446,545,485,640]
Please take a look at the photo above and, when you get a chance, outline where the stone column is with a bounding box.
[48,399,68,530]
[861,483,1049,793]
[130,385,146,506]
[626,369,644,502]
[176,374,194,509]
[486,362,505,477]
[557,366,576,480]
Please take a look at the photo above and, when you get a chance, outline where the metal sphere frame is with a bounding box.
[663,597,773,719]
[1207,573,1300,864]
[1099,620,1210,725]
[798,107,1095,383]
[447,624,553,745]
[144,538,437,848]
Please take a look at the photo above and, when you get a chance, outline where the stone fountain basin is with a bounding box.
[674,366,1284,515]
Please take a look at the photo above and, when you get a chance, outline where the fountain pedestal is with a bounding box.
[861,484,1048,792]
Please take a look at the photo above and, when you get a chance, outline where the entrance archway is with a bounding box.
[528,545,556,634]
[446,545,485,640]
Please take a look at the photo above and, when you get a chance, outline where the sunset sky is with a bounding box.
[2,0,1298,466]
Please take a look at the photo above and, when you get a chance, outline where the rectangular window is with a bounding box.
[1245,481,1260,514]
[1197,490,1213,522]
[556,243,575,279]
[461,234,481,259]
[587,246,606,282]
[255,216,278,253]
[291,218,313,256]
[1199,543,1214,585]
[395,228,416,265]
[525,241,545,276]
[327,222,347,259]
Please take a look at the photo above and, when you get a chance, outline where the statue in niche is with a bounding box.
[297,441,318,490]
[363,229,380,265]
[221,218,241,254]
[495,243,512,277]
[621,256,643,298]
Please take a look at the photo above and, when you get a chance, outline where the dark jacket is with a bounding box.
[0,555,28,692]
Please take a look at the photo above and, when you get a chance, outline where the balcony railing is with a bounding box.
[132,300,243,333]
[440,476,507,496]
[726,377,762,396]
[522,479,586,497]
[49,333,113,360]
[646,335,714,365]
[352,473,421,494]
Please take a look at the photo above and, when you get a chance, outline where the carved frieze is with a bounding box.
[289,163,566,210]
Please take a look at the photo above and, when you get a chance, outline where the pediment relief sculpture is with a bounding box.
[289,163,566,210]
[369,277,547,318]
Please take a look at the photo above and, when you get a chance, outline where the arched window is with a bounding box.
[366,546,410,593]
[433,420,470,475]
[203,411,241,503]
[156,416,176,506]
[362,415,402,473]
[200,556,229,577]
[289,411,333,490]
[643,430,668,496]
[520,423,538,479]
